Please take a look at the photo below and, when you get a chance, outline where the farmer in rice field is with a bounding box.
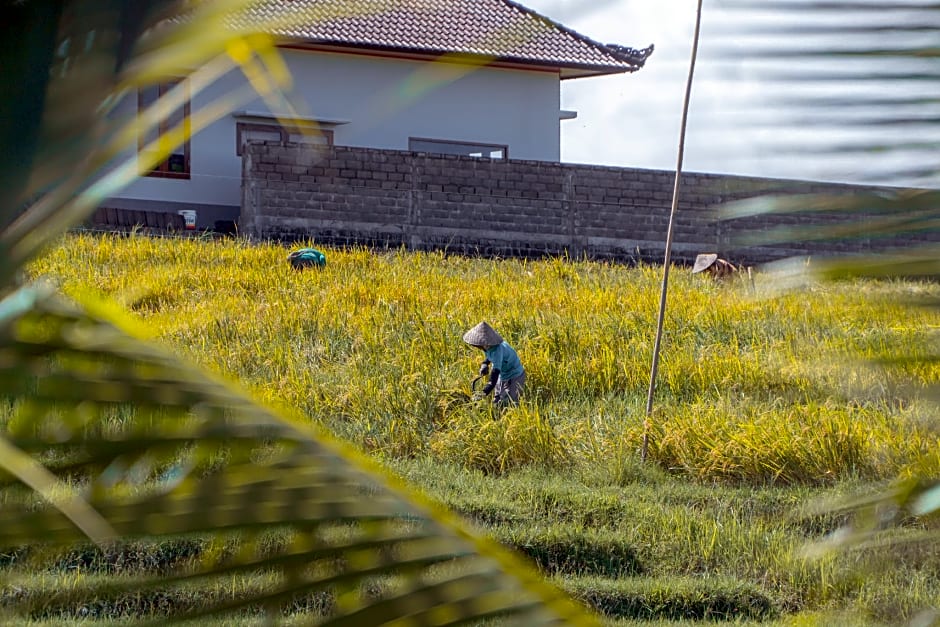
[691,253,738,280]
[463,321,526,406]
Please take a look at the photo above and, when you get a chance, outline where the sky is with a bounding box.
[523,0,713,173]
[521,0,940,189]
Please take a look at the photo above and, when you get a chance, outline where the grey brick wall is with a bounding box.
[242,142,931,265]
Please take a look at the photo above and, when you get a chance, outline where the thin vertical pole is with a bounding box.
[641,0,705,462]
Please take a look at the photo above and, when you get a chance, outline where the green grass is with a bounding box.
[9,231,940,624]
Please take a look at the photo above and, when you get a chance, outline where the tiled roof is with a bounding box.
[233,0,653,78]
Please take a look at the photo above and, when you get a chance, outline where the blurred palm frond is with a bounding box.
[709,0,940,188]
[0,1,600,623]
[715,0,940,561]
[0,285,593,624]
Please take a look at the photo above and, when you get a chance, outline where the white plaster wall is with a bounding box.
[110,48,562,214]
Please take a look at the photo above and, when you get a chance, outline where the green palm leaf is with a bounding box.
[0,1,600,623]
[715,0,940,566]
[0,288,596,623]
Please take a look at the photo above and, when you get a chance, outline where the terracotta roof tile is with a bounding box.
[232,0,653,78]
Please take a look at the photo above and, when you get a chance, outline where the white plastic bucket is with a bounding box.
[177,210,197,230]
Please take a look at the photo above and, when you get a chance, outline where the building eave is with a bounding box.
[279,39,649,80]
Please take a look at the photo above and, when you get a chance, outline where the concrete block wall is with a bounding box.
[242,142,930,265]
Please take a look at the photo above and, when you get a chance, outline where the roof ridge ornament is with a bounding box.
[604,43,655,67]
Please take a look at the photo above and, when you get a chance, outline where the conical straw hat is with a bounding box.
[692,253,719,274]
[462,321,503,346]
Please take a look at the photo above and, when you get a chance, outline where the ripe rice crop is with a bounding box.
[26,232,940,485]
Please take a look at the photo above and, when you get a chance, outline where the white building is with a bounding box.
[108,0,652,229]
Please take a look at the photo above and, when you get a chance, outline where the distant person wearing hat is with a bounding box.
[692,253,738,280]
[462,321,526,405]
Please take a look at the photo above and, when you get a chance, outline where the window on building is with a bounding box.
[138,81,191,178]
[236,122,333,155]
[409,138,507,159]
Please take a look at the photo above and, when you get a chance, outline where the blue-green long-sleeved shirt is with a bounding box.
[484,342,524,381]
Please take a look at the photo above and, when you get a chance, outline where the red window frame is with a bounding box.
[138,81,191,179]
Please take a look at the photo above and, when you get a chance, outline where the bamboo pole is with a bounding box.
[641,0,705,462]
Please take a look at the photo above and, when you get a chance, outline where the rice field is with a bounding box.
[8,231,940,624]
